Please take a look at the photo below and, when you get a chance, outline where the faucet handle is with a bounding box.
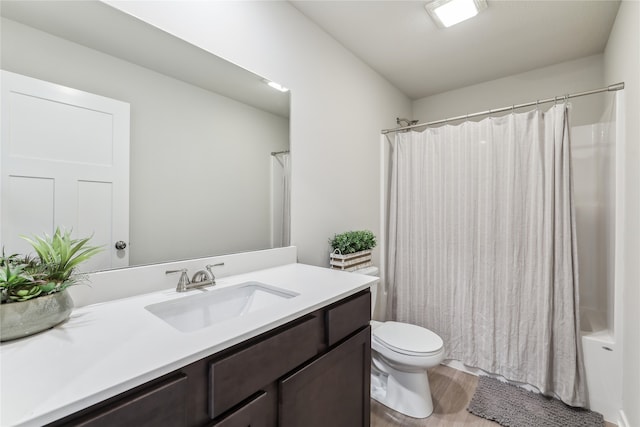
[165,269,191,292]
[205,263,224,282]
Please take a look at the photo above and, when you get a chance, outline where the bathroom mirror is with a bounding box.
[0,1,290,271]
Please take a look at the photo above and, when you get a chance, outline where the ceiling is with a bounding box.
[0,0,290,117]
[290,0,621,100]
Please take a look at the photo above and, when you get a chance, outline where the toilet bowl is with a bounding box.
[356,267,445,419]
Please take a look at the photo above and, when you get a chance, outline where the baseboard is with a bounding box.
[617,409,630,427]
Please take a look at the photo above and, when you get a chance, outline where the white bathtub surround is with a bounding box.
[386,104,587,406]
[571,91,624,423]
[573,102,617,334]
[0,260,375,427]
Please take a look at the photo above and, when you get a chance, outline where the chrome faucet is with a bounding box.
[165,263,225,292]
[191,262,224,287]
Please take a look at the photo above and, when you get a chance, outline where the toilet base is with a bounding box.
[371,354,435,418]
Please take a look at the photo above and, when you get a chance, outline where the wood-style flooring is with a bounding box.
[370,365,616,427]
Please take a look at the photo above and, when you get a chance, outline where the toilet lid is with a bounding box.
[373,321,443,355]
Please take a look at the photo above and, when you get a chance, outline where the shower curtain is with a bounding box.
[386,104,588,406]
[280,152,291,246]
[271,152,291,247]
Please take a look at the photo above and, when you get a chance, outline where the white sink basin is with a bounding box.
[145,281,299,332]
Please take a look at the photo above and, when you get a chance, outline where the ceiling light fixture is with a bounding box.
[266,81,289,92]
[425,0,487,28]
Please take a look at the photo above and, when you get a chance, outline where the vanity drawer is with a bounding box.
[210,392,269,427]
[53,374,188,427]
[209,314,322,418]
[325,290,370,347]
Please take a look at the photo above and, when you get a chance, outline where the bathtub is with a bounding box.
[581,309,621,423]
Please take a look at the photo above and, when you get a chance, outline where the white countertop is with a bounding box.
[0,263,375,427]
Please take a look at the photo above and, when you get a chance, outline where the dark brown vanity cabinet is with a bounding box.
[49,289,371,427]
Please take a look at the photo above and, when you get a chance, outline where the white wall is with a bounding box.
[1,17,289,266]
[413,54,606,127]
[103,0,412,268]
[604,2,640,426]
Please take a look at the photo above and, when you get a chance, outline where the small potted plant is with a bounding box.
[328,230,376,271]
[0,228,101,341]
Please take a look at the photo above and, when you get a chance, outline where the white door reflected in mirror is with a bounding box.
[0,70,130,271]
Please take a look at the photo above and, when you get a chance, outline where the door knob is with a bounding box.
[115,241,127,250]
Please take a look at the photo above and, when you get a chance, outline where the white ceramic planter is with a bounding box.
[0,290,74,341]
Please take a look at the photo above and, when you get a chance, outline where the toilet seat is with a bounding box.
[373,321,443,356]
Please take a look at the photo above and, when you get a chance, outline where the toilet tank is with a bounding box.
[354,266,379,317]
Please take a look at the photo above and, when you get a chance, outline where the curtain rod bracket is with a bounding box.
[271,150,290,156]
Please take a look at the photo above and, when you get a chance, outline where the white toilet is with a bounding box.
[357,266,445,419]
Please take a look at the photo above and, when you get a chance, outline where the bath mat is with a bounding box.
[467,376,604,427]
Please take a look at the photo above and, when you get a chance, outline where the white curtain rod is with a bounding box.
[381,82,625,135]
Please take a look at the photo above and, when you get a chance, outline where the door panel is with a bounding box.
[77,181,114,272]
[8,90,114,165]
[5,176,55,254]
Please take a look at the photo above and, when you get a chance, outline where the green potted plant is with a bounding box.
[0,228,101,341]
[329,230,376,271]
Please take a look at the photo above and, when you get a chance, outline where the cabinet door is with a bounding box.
[279,327,371,427]
[210,392,269,427]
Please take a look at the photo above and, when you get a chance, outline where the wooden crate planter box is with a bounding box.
[330,249,372,271]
